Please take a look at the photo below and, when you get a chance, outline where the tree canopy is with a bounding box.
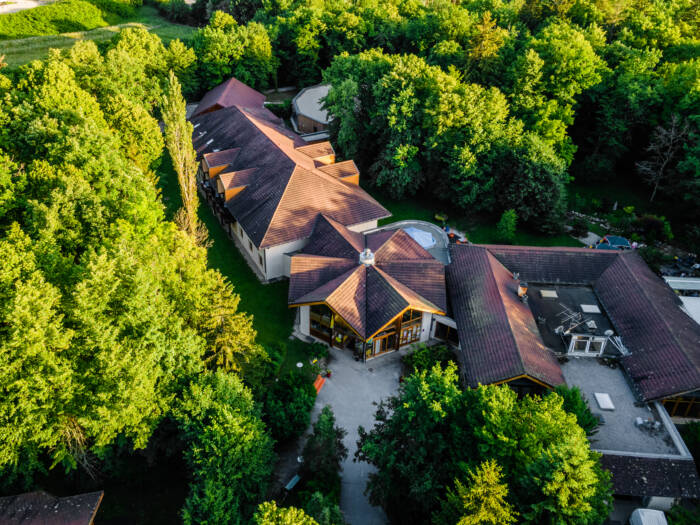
[356,364,612,524]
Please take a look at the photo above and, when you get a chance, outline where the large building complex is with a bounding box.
[192,78,700,513]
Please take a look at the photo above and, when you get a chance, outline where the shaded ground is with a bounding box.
[310,347,403,525]
[0,5,195,67]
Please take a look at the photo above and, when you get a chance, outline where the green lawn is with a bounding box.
[0,5,195,68]
[156,154,300,371]
[372,191,583,248]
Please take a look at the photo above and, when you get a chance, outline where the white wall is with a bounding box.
[232,221,267,276]
[420,313,433,342]
[299,305,310,336]
[347,219,378,233]
[265,237,308,280]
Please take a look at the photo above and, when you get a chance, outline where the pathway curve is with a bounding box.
[311,348,402,525]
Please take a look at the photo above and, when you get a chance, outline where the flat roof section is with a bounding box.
[527,284,615,351]
[561,358,681,456]
[292,84,331,124]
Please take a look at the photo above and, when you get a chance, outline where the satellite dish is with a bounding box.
[604,329,614,337]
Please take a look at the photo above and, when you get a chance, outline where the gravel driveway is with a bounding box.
[310,347,404,525]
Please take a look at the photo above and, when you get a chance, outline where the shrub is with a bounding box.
[570,217,588,237]
[632,214,674,243]
[402,344,454,375]
[496,209,517,243]
[263,370,317,442]
[304,492,345,525]
[0,0,112,40]
[253,501,319,525]
[266,100,293,120]
[301,406,348,500]
[638,245,673,273]
[552,385,599,436]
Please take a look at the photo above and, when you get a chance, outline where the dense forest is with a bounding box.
[0,0,698,523]
[183,0,699,246]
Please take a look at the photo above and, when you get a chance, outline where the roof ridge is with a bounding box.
[484,251,530,380]
[374,266,442,313]
[605,253,694,368]
[320,214,364,253]
[238,106,307,167]
[259,165,305,247]
[293,264,359,305]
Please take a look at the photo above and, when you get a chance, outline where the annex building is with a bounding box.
[192,78,700,512]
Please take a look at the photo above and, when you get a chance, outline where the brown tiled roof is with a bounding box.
[0,491,103,525]
[318,160,359,179]
[601,455,700,498]
[449,244,700,400]
[447,244,564,388]
[203,148,240,169]
[218,168,257,191]
[193,77,266,117]
[289,217,446,339]
[595,253,700,401]
[191,104,389,248]
[485,245,618,284]
[296,142,334,160]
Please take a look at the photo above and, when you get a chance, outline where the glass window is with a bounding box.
[573,338,588,352]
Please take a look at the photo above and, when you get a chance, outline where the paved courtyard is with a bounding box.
[310,347,403,525]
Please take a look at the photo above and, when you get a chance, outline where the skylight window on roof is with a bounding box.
[581,304,601,313]
[540,290,558,299]
[193,123,201,129]
[205,139,214,146]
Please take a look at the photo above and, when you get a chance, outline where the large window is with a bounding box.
[399,310,422,346]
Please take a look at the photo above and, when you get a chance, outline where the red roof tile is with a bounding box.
[447,244,564,388]
[289,218,446,339]
[191,104,390,249]
[595,253,700,401]
[193,77,266,117]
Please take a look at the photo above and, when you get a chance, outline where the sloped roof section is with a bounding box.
[600,455,700,498]
[289,219,446,339]
[449,244,700,399]
[447,244,564,388]
[0,491,103,525]
[595,253,700,401]
[486,245,618,284]
[191,102,389,248]
[318,160,359,179]
[193,77,266,117]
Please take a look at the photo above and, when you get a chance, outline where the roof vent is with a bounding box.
[359,248,375,266]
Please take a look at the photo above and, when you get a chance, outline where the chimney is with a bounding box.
[517,281,528,301]
[359,248,375,266]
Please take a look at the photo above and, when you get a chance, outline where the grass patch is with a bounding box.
[371,190,583,247]
[156,153,297,367]
[0,5,195,67]
[0,0,121,40]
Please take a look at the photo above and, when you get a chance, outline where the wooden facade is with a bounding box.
[308,303,425,361]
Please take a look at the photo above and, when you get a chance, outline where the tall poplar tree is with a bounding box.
[161,70,207,245]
